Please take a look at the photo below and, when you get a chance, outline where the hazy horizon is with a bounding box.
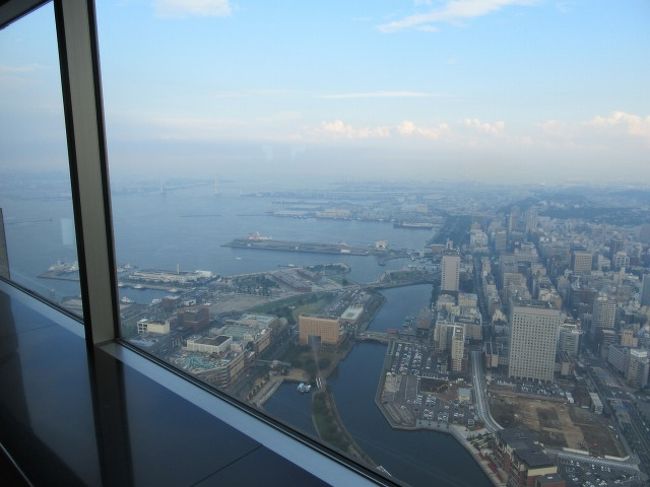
[1,0,649,183]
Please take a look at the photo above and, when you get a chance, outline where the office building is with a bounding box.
[557,322,580,357]
[641,274,650,307]
[620,328,638,348]
[607,345,629,374]
[137,319,170,335]
[599,329,617,359]
[441,252,460,292]
[613,251,629,270]
[571,250,592,274]
[493,229,507,253]
[592,295,616,333]
[508,305,561,382]
[177,306,210,332]
[627,349,649,389]
[298,315,342,346]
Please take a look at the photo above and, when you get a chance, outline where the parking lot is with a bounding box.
[380,341,483,431]
[557,457,644,487]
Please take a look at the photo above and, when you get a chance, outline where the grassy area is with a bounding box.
[312,391,353,453]
[249,291,335,326]
[291,297,333,323]
[278,343,336,381]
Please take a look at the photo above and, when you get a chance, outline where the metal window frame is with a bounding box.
[1,0,119,347]
[53,0,120,347]
[0,0,48,29]
[0,3,399,486]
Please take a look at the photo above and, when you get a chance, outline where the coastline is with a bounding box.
[374,353,505,487]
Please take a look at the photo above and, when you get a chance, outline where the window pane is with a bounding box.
[0,3,84,318]
[96,1,650,485]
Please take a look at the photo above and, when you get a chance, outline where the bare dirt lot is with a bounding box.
[489,389,625,457]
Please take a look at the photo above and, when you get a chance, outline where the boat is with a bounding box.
[120,296,133,304]
[133,284,143,289]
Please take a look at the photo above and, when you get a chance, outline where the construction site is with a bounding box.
[488,389,626,458]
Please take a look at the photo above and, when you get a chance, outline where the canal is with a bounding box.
[265,285,491,487]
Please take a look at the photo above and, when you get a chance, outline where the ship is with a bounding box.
[393,221,435,229]
[247,232,272,241]
[224,237,370,256]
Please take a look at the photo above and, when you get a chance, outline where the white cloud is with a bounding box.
[587,111,650,139]
[397,120,449,139]
[539,112,650,146]
[316,119,449,141]
[154,0,231,18]
[378,0,536,33]
[319,120,391,139]
[463,118,505,135]
[317,91,441,100]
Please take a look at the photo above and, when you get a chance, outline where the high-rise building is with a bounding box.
[557,321,581,357]
[626,349,649,389]
[592,294,616,333]
[613,251,629,271]
[620,328,638,348]
[640,224,650,245]
[450,324,465,372]
[524,208,538,234]
[508,304,561,382]
[441,252,460,292]
[507,206,521,233]
[599,329,617,359]
[571,250,592,274]
[641,274,650,307]
[298,315,342,346]
[434,321,465,372]
[492,229,507,253]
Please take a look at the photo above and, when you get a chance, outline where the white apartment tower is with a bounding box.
[450,324,465,372]
[508,305,561,382]
[441,253,460,292]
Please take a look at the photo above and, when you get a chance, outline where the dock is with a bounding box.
[224,238,371,256]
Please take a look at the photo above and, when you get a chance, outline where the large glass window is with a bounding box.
[96,1,650,485]
[0,3,84,318]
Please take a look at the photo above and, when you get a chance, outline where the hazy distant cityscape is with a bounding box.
[3,176,650,487]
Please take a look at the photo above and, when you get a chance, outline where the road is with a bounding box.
[471,350,502,433]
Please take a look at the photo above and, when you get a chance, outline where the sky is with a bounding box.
[1,0,649,184]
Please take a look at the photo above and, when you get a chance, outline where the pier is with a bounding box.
[224,237,371,256]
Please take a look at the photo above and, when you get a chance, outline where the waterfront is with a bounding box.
[1,182,490,486]
[1,183,429,303]
[264,285,491,487]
